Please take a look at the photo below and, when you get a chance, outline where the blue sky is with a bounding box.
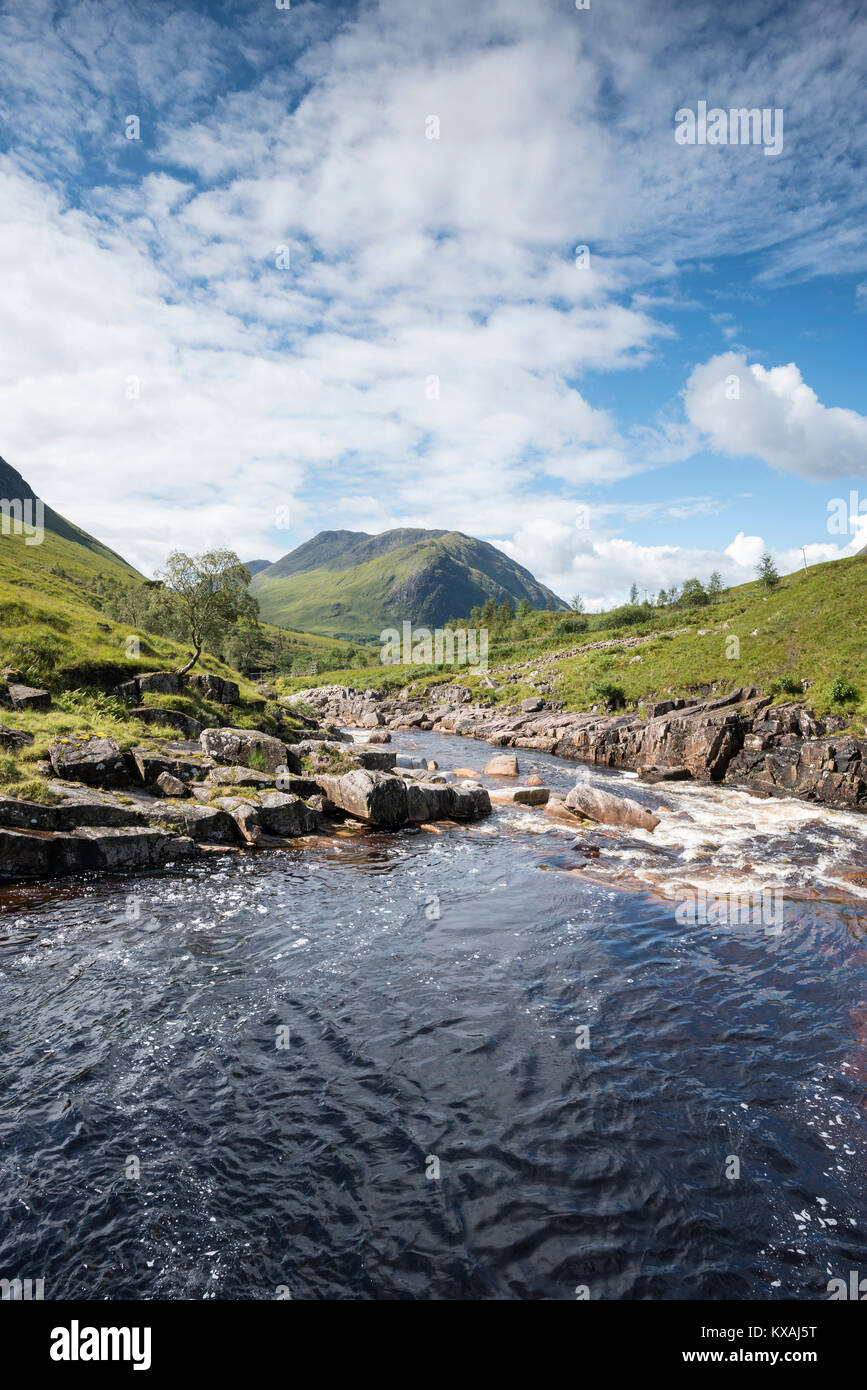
[0,0,865,606]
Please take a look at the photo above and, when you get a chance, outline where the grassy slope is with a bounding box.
[276,555,867,722]
[0,525,363,689]
[252,530,567,637]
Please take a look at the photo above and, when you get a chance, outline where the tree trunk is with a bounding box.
[177,643,201,676]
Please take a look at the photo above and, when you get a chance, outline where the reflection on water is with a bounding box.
[0,729,865,1299]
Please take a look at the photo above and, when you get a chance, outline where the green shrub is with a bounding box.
[593,604,650,630]
[552,616,589,637]
[591,681,627,709]
[829,676,858,705]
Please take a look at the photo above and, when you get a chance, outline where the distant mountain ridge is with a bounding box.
[249,527,568,638]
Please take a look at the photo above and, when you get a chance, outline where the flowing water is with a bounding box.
[1,729,866,1300]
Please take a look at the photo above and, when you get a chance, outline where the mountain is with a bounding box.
[250,527,568,638]
[0,454,138,577]
[243,559,273,577]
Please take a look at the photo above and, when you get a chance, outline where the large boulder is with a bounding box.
[136,671,182,696]
[200,727,296,774]
[131,749,211,785]
[406,781,455,823]
[315,769,408,828]
[450,783,492,820]
[186,673,239,705]
[8,683,51,711]
[564,783,660,831]
[256,791,319,837]
[49,735,131,788]
[131,707,203,739]
[484,754,519,776]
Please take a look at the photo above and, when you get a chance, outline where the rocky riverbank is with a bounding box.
[5,671,867,883]
[292,682,867,811]
[0,688,494,880]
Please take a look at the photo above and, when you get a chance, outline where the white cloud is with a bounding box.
[683,352,867,480]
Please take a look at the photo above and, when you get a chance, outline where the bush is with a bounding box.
[55,688,130,722]
[829,676,858,706]
[594,604,650,630]
[777,675,802,696]
[552,616,589,637]
[591,681,627,710]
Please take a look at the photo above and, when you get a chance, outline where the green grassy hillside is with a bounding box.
[277,555,867,723]
[251,527,568,637]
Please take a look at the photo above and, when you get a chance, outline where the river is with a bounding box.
[1,729,865,1299]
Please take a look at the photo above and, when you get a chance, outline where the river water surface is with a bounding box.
[1,729,866,1299]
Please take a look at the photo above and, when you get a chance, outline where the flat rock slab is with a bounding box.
[490,786,550,806]
[144,800,240,843]
[0,825,196,879]
[206,765,274,787]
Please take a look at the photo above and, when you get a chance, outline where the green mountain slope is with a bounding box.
[250,528,568,638]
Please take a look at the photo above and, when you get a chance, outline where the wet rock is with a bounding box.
[525,773,543,786]
[406,781,455,822]
[49,735,131,788]
[0,790,142,831]
[453,767,479,778]
[201,727,295,774]
[492,786,550,805]
[315,769,408,828]
[72,825,197,870]
[256,791,319,837]
[564,783,660,831]
[450,783,492,819]
[367,730,391,743]
[484,754,519,776]
[641,766,693,783]
[0,824,201,879]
